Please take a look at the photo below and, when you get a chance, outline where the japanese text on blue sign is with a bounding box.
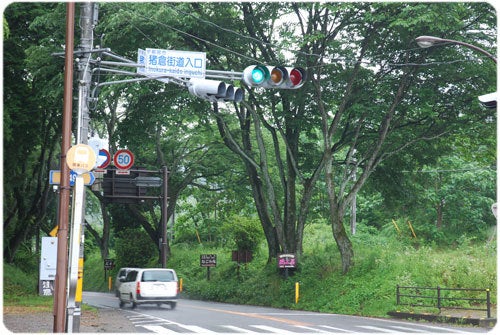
[138,48,206,78]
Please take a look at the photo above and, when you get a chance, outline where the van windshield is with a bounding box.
[141,271,175,282]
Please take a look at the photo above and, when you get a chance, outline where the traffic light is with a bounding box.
[478,92,497,109]
[242,65,307,89]
[188,78,244,102]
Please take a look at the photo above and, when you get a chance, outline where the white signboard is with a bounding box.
[39,237,57,296]
[138,48,206,78]
[40,237,58,280]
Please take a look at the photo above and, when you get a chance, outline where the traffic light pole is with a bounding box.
[160,166,169,268]
[68,2,98,332]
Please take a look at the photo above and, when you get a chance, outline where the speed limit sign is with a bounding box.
[113,149,134,170]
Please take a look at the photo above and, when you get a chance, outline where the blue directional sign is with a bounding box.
[138,48,206,79]
[49,170,95,186]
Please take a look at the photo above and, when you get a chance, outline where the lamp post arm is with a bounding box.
[443,38,497,64]
[416,36,497,64]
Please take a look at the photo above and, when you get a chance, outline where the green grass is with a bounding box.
[4,222,496,318]
[166,223,496,317]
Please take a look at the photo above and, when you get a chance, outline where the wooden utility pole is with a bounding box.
[53,2,74,332]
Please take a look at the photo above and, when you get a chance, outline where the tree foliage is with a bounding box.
[3,2,495,275]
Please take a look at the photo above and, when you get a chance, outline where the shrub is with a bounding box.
[114,228,157,268]
[220,216,264,253]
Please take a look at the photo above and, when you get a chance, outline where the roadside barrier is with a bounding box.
[396,285,492,318]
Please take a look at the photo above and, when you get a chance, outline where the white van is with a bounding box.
[118,268,179,309]
[114,267,140,297]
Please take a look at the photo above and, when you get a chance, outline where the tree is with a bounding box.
[4,2,495,276]
[93,2,495,273]
[307,2,496,272]
[3,3,66,262]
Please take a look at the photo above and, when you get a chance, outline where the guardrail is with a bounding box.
[396,285,492,318]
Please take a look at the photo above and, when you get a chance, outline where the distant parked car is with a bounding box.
[114,267,140,297]
[118,268,179,309]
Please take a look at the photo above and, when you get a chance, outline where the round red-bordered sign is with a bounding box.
[97,149,111,169]
[113,149,135,170]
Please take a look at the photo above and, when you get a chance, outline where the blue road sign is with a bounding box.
[49,170,95,186]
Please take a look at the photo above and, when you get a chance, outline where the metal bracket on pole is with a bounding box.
[87,50,245,103]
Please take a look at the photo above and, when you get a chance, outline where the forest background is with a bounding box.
[2,2,497,316]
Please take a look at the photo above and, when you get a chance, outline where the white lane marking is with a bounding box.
[295,325,337,333]
[222,325,260,333]
[357,325,397,333]
[176,325,217,333]
[141,325,178,334]
[319,325,356,333]
[388,325,429,332]
[250,325,297,333]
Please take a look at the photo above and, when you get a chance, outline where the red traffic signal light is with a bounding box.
[242,65,306,89]
[188,79,244,102]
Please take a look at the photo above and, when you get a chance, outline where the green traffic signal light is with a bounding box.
[248,65,269,85]
[243,65,306,89]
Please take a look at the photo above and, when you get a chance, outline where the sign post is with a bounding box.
[200,254,217,280]
[104,259,115,283]
[65,144,96,332]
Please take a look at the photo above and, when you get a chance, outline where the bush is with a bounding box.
[114,228,157,268]
[220,216,264,253]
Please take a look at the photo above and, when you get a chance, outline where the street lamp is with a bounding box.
[416,35,497,108]
[415,35,497,64]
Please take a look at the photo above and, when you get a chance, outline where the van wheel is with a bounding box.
[130,294,137,309]
[119,300,125,308]
[170,302,177,310]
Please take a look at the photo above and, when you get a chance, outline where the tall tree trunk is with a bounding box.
[331,213,354,274]
[324,150,354,274]
[244,157,281,261]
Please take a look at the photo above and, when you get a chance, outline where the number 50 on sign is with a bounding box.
[113,149,134,170]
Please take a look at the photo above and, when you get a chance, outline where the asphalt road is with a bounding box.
[82,291,489,334]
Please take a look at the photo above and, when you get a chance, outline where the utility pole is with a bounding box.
[53,3,74,332]
[160,166,169,268]
[67,2,98,332]
[76,2,97,144]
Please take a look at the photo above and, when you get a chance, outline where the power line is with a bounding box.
[401,166,495,173]
[102,3,491,71]
[112,6,262,64]
[164,3,324,60]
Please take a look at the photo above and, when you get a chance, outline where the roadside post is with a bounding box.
[200,254,217,280]
[104,259,115,283]
[65,143,96,333]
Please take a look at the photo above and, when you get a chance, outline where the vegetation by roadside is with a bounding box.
[4,223,495,319]
[82,222,496,318]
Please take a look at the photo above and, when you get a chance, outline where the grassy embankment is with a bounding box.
[4,223,496,317]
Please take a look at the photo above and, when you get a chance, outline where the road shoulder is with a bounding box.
[3,307,136,333]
